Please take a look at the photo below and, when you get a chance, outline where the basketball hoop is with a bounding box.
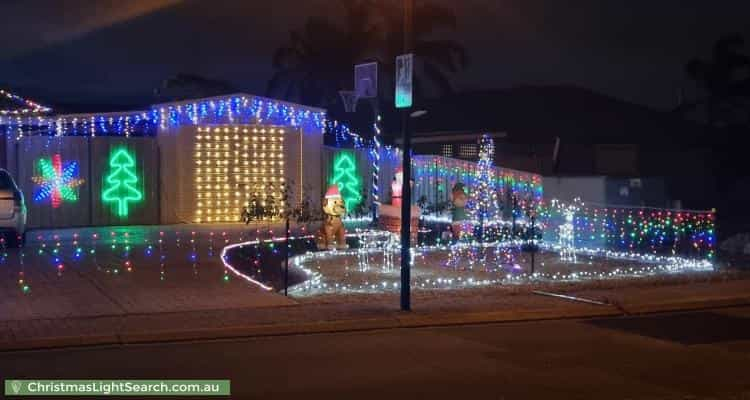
[339,90,359,113]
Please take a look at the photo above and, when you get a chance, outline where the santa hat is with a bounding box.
[325,184,341,198]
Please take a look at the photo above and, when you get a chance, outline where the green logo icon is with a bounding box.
[10,381,21,394]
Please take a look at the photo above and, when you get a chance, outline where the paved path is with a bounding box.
[3,306,749,399]
[1,273,749,351]
[0,225,293,322]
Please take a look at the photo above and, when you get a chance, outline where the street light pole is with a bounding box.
[284,216,289,296]
[400,113,411,311]
[399,0,414,312]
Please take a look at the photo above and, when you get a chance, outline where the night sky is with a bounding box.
[1,0,748,110]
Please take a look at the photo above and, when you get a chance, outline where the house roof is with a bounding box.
[151,92,326,113]
[408,85,710,146]
[47,93,327,122]
[0,89,52,115]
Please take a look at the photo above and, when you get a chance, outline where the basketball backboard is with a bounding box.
[354,62,378,99]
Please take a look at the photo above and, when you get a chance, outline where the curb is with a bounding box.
[1,307,621,351]
[3,296,750,352]
[622,297,750,315]
[0,334,120,352]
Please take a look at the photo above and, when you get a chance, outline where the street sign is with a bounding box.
[395,53,413,108]
[354,62,378,99]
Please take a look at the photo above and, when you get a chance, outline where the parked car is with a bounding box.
[0,169,26,245]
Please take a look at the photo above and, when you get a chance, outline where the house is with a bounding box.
[394,85,715,209]
[0,92,329,228]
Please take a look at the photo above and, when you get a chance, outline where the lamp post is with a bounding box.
[400,114,412,311]
[399,0,416,312]
[284,216,289,296]
[399,109,426,311]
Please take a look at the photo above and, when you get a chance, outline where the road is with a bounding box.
[2,306,749,399]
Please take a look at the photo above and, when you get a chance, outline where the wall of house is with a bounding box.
[321,146,371,214]
[159,124,306,224]
[604,177,668,208]
[17,136,92,228]
[544,175,669,208]
[319,146,402,215]
[17,136,158,228]
[14,123,317,228]
[2,94,328,228]
[544,176,607,204]
[90,137,159,226]
[412,155,544,214]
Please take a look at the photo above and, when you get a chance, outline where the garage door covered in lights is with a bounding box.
[194,126,286,223]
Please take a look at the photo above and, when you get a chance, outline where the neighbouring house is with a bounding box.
[392,85,715,210]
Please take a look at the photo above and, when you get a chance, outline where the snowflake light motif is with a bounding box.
[31,154,85,208]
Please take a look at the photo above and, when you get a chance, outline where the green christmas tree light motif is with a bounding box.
[330,152,362,211]
[102,148,143,217]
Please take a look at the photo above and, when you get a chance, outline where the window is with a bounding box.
[441,144,453,158]
[458,144,477,160]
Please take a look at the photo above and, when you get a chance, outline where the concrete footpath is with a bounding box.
[2,278,749,351]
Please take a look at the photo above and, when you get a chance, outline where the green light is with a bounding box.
[395,90,412,109]
[330,152,362,211]
[102,148,143,217]
[395,54,413,108]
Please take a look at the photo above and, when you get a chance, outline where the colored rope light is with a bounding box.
[0,89,52,115]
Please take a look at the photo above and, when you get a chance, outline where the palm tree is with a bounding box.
[375,0,468,102]
[679,34,750,201]
[681,33,750,127]
[266,0,379,109]
[266,0,468,110]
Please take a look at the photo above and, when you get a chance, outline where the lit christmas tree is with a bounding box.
[102,148,143,217]
[330,152,362,212]
[467,134,499,242]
